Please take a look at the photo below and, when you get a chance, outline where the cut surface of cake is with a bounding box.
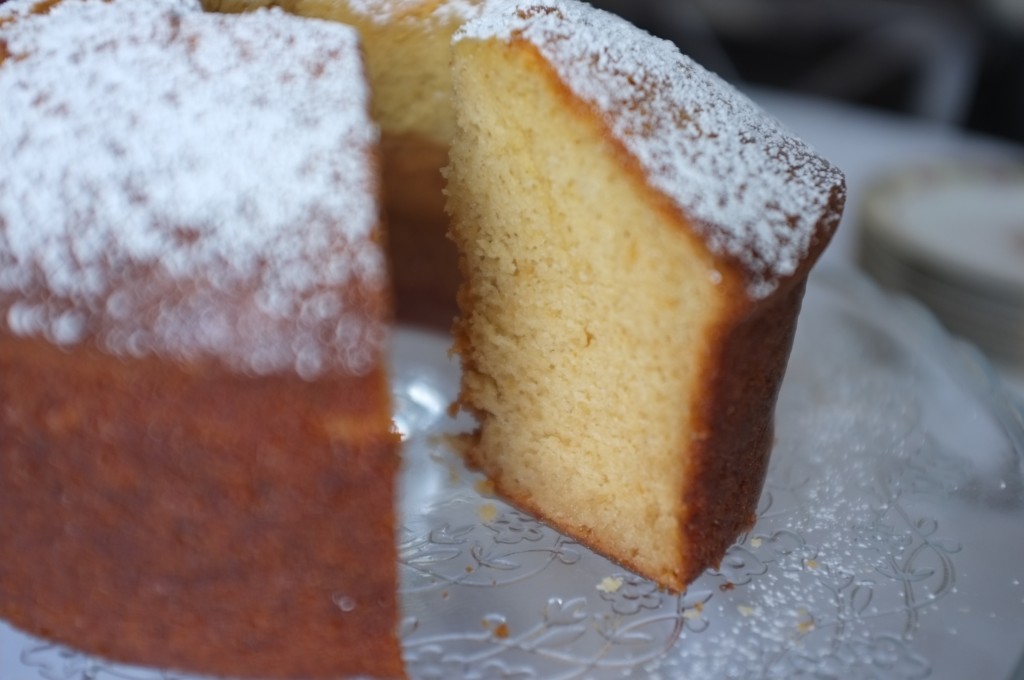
[447,0,846,591]
[0,1,402,678]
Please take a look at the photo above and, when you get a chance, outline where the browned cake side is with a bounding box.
[0,1,404,677]
[0,336,402,679]
[667,267,816,585]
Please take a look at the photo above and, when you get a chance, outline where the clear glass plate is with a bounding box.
[3,265,1023,680]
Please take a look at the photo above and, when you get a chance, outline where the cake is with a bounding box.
[204,0,501,328]
[0,1,403,679]
[445,1,846,591]
[0,0,845,674]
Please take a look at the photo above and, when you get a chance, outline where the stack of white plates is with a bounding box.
[859,159,1024,369]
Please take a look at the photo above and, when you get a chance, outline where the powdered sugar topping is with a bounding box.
[0,0,385,375]
[457,2,845,298]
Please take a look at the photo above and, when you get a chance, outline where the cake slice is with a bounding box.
[0,1,402,678]
[446,0,846,591]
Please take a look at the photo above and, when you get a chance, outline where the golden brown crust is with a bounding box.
[0,334,404,679]
[381,132,461,329]
[1,2,403,678]
[672,279,804,587]
[671,179,843,588]
[0,4,405,677]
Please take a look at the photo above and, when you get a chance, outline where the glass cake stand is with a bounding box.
[2,265,1023,680]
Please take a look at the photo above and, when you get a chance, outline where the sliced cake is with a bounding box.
[446,0,846,591]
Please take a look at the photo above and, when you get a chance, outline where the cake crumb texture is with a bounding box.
[449,34,724,588]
